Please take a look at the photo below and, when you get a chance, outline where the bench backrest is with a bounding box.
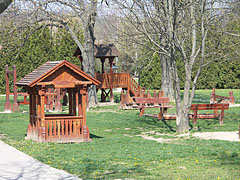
[190,103,229,110]
[134,97,170,104]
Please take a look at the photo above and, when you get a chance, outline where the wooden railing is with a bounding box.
[45,115,83,141]
[128,75,141,96]
[95,72,129,89]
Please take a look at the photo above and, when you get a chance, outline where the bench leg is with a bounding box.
[157,108,163,120]
[220,107,224,125]
[139,107,144,117]
[193,108,198,125]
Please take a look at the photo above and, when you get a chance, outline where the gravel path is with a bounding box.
[0,140,81,180]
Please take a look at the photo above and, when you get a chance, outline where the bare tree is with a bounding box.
[113,0,219,132]
[4,0,102,106]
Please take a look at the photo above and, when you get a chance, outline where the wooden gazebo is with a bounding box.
[16,60,100,143]
[74,43,119,102]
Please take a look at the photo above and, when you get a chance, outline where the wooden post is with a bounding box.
[32,92,36,127]
[35,94,41,141]
[158,90,163,97]
[29,92,34,138]
[153,90,156,97]
[147,90,151,98]
[120,90,124,106]
[109,57,114,102]
[73,89,76,116]
[81,85,89,141]
[12,65,19,112]
[40,87,46,142]
[78,90,82,116]
[220,104,224,125]
[139,107,144,117]
[46,88,51,111]
[229,91,234,104]
[157,107,163,120]
[4,65,11,112]
[193,105,198,125]
[68,89,73,115]
[56,88,62,112]
[31,90,37,139]
[210,88,215,103]
[86,91,89,111]
[37,95,41,129]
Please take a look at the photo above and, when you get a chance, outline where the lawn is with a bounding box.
[0,89,239,180]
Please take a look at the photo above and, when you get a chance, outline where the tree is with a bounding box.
[2,0,102,106]
[113,0,226,132]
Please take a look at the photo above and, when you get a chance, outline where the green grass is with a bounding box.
[0,90,240,180]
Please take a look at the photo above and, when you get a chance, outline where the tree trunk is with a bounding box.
[82,0,98,107]
[0,0,11,14]
[174,72,190,133]
[176,107,190,133]
[160,54,174,100]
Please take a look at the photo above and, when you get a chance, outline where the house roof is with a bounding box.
[16,60,100,87]
[73,43,119,58]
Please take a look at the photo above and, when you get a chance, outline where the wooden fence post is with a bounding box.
[229,91,235,104]
[12,65,19,112]
[4,65,11,112]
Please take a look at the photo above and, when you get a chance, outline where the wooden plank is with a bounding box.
[134,97,170,104]
[190,104,229,110]
[139,106,172,109]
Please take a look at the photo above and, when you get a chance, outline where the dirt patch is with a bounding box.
[90,110,119,113]
[136,131,239,143]
[192,131,239,142]
[136,134,175,143]
[229,104,240,107]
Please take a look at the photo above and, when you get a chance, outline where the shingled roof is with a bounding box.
[16,60,100,87]
[16,61,62,86]
[73,43,119,58]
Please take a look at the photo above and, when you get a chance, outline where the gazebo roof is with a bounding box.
[16,60,100,87]
[73,43,119,58]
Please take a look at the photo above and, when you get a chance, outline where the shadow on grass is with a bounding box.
[162,120,175,132]
[218,151,240,166]
[137,115,176,132]
[90,133,103,139]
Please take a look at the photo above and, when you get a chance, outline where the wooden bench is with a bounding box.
[190,103,229,125]
[134,97,172,120]
[210,88,235,104]
[10,92,29,105]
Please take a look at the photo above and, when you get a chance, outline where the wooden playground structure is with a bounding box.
[74,43,164,108]
[16,60,100,143]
